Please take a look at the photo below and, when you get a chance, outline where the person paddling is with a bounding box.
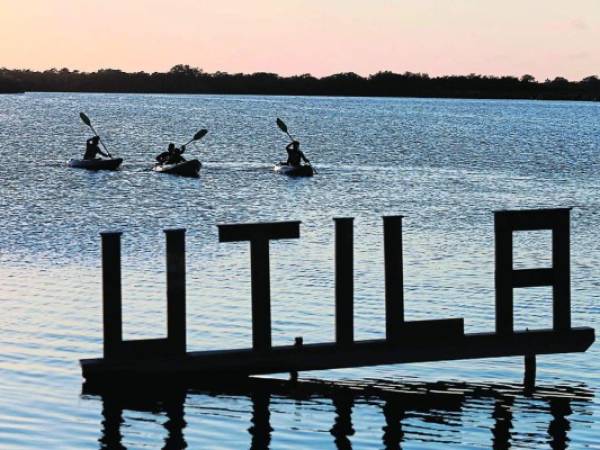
[156,143,186,165]
[83,136,109,160]
[170,145,187,164]
[285,140,310,167]
[156,143,174,164]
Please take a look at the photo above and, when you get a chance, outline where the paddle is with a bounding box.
[79,112,113,158]
[276,117,295,141]
[182,128,208,148]
[276,118,317,173]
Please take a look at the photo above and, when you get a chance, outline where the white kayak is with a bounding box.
[68,158,123,170]
[273,162,314,177]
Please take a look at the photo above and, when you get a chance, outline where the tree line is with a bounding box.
[1,65,599,100]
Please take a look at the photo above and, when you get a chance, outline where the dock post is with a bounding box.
[166,229,186,355]
[383,216,404,343]
[290,336,303,382]
[101,232,123,359]
[335,218,354,346]
[524,354,536,391]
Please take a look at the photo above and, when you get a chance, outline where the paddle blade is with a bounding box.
[79,112,91,126]
[193,129,208,141]
[276,118,288,133]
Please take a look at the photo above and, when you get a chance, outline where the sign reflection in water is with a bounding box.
[86,379,592,450]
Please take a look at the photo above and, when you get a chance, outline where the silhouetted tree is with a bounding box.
[0,71,24,93]
[0,67,598,100]
[520,74,535,83]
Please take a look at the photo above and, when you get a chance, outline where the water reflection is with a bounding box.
[249,392,272,450]
[84,379,592,450]
[98,389,187,450]
[548,398,572,450]
[330,393,354,450]
[491,396,514,450]
[99,396,125,450]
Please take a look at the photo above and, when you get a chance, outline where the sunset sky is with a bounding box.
[1,0,598,80]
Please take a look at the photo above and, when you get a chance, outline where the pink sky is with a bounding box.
[1,0,598,80]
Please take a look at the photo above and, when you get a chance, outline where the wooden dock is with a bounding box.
[80,208,595,385]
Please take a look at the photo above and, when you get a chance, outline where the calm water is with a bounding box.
[0,93,599,449]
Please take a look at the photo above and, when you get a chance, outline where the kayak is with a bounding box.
[153,159,201,178]
[273,162,314,177]
[68,158,123,171]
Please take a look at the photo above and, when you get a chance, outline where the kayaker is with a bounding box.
[164,145,186,164]
[156,143,175,164]
[286,141,309,167]
[83,136,109,160]
[171,145,187,164]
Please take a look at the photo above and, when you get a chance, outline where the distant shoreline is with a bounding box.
[14,90,600,103]
[2,66,599,101]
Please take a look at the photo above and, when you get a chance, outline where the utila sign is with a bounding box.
[80,208,595,387]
